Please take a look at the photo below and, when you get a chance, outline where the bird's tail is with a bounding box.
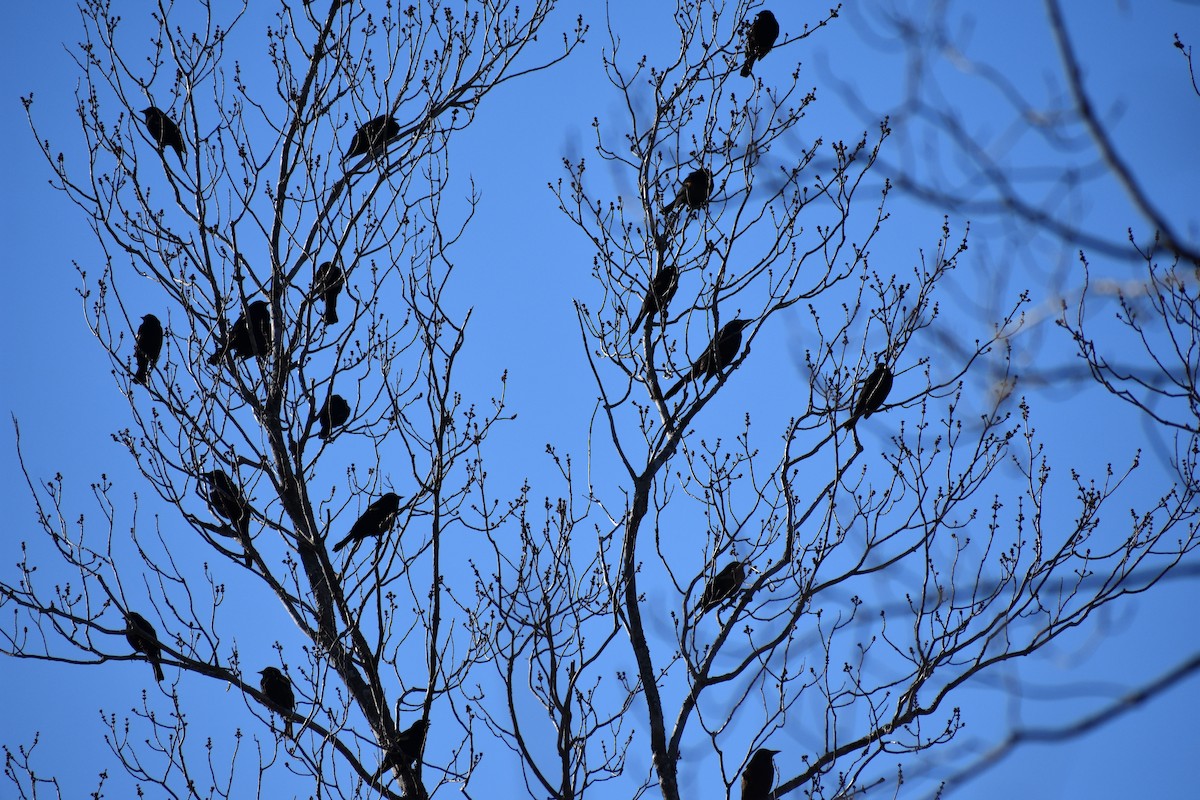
[840,415,857,431]
[324,304,338,325]
[631,306,648,334]
[133,365,148,385]
[284,719,295,740]
[663,196,683,221]
[741,56,756,78]
[331,534,351,553]
[152,659,165,683]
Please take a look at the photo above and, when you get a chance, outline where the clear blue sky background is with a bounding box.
[2,1,1198,798]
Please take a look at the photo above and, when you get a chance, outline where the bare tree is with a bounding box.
[6,1,582,797]
[4,2,1198,800]
[477,2,1198,800]
[782,0,1200,794]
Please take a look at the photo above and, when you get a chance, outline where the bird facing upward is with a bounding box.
[741,10,780,78]
[132,314,163,386]
[331,492,403,553]
[741,748,780,800]
[842,362,894,431]
[258,667,296,739]
[125,611,165,683]
[344,114,401,161]
[663,318,752,400]
[373,718,430,781]
[141,106,185,163]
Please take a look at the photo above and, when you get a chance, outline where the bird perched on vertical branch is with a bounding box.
[203,469,253,565]
[741,10,780,78]
[841,362,894,431]
[631,265,679,331]
[258,667,296,739]
[664,168,715,218]
[132,314,163,386]
[372,718,430,781]
[343,114,401,161]
[141,106,185,164]
[209,300,272,364]
[741,748,780,800]
[313,260,345,324]
[698,560,747,615]
[125,611,165,683]
[663,318,752,400]
[331,492,403,553]
[315,394,351,439]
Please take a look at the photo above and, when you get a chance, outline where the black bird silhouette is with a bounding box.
[315,394,351,440]
[344,114,401,161]
[313,261,345,324]
[125,611,165,683]
[741,11,780,78]
[209,300,272,364]
[203,469,253,565]
[373,719,430,781]
[841,362,894,431]
[663,318,751,400]
[258,667,296,739]
[698,560,747,615]
[631,265,679,331]
[741,748,780,800]
[132,314,163,386]
[664,168,714,217]
[141,106,185,163]
[331,492,403,553]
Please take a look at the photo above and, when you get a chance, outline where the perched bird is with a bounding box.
[841,362,894,431]
[313,260,345,324]
[203,469,253,564]
[125,611,165,683]
[663,318,752,400]
[373,718,430,780]
[209,300,272,364]
[741,11,780,78]
[132,314,163,386]
[331,492,403,553]
[258,667,296,739]
[741,748,780,800]
[315,394,351,439]
[141,106,185,163]
[664,168,714,217]
[343,114,401,161]
[631,265,679,331]
[698,560,747,615]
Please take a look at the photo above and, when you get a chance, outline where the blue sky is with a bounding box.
[2,1,1198,798]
